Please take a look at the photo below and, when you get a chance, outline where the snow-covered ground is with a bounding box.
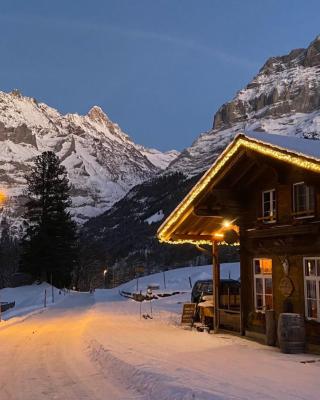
[0,264,319,400]
[0,282,68,322]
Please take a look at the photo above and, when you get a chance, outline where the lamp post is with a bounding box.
[103,268,108,289]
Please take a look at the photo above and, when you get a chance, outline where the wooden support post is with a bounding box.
[212,240,220,333]
[239,245,245,336]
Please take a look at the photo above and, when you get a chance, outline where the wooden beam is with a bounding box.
[229,160,257,188]
[243,164,269,188]
[171,233,214,241]
[195,149,247,206]
[212,241,220,333]
[193,207,222,217]
[246,223,320,239]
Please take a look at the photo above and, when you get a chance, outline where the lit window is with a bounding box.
[253,258,273,312]
[261,189,276,223]
[304,257,320,321]
[293,182,315,218]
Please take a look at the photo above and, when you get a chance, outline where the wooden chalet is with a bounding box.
[157,132,320,350]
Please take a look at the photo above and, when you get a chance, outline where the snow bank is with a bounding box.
[0,282,68,322]
[118,262,239,293]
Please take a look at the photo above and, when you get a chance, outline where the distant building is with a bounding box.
[158,132,320,351]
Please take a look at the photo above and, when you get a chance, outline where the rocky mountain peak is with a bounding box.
[167,36,320,177]
[87,105,110,125]
[304,35,320,67]
[0,91,178,226]
[212,35,320,130]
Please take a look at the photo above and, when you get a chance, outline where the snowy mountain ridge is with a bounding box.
[0,90,178,225]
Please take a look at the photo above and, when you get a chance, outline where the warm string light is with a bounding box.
[159,238,213,245]
[157,133,320,244]
[159,238,240,246]
[158,138,242,242]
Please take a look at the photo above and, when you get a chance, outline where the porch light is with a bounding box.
[222,220,231,228]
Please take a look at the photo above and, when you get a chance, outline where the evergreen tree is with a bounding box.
[20,151,78,287]
[0,217,19,288]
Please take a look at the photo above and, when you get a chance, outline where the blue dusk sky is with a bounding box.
[0,1,319,151]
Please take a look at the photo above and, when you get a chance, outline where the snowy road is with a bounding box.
[0,294,135,400]
[0,266,320,400]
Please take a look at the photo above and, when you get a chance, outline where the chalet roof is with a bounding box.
[244,132,320,162]
[157,132,320,245]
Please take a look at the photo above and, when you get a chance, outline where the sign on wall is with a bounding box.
[279,276,294,297]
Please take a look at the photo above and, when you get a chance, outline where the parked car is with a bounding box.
[191,280,212,303]
[191,279,240,309]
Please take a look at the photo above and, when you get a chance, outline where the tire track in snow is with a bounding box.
[87,339,235,400]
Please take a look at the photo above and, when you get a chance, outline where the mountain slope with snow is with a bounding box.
[0,91,179,223]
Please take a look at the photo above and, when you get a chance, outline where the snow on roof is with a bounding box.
[243,131,320,162]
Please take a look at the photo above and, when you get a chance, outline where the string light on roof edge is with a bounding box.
[159,238,240,246]
[157,135,320,244]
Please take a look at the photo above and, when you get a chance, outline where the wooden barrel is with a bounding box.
[277,313,306,354]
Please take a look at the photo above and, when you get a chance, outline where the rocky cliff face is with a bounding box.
[214,36,320,129]
[0,91,178,227]
[169,36,320,176]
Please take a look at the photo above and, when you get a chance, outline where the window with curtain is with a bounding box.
[304,257,320,320]
[293,182,315,218]
[253,258,273,312]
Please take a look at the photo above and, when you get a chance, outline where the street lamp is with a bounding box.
[103,268,108,288]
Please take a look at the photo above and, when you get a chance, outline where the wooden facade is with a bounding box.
[157,133,320,350]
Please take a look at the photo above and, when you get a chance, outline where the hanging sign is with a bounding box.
[279,276,294,297]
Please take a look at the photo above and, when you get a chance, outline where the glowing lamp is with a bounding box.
[222,220,231,228]
[0,191,6,204]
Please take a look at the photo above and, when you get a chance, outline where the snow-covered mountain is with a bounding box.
[169,35,320,176]
[81,35,320,276]
[0,90,178,223]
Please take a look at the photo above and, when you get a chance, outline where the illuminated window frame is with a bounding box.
[253,258,273,313]
[304,257,320,321]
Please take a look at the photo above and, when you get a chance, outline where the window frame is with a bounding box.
[303,257,320,321]
[261,189,276,223]
[253,258,273,313]
[292,182,315,219]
